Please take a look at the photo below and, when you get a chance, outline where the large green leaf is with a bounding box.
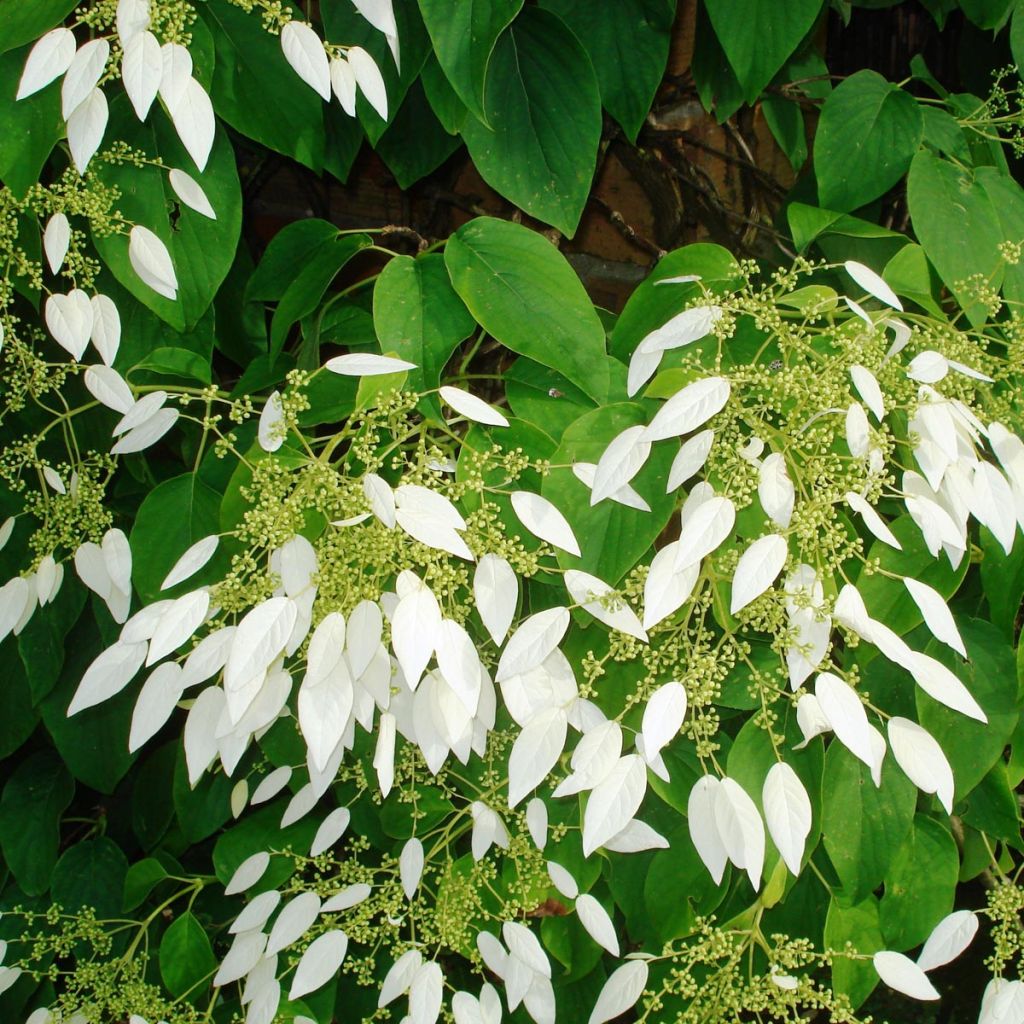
[92,98,242,332]
[247,220,341,303]
[704,0,823,103]
[375,79,462,188]
[202,0,325,170]
[172,747,233,844]
[975,166,1024,308]
[460,8,602,236]
[17,574,86,702]
[907,149,1004,327]
[0,647,37,758]
[916,618,1019,799]
[608,243,740,362]
[130,473,223,605]
[160,912,216,1000]
[50,837,128,918]
[820,744,916,905]
[0,0,77,53]
[878,816,958,951]
[373,253,475,419]
[824,896,882,1007]
[504,359,596,442]
[417,0,523,123]
[541,404,677,583]
[269,233,373,360]
[0,750,74,896]
[539,0,677,140]
[40,616,137,794]
[444,218,610,400]
[0,45,64,195]
[815,70,923,213]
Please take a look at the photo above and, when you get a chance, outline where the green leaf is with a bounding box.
[445,217,610,400]
[608,243,741,362]
[40,616,137,794]
[907,149,1004,327]
[132,741,177,850]
[1012,4,1024,76]
[247,220,342,303]
[820,744,916,905]
[825,896,882,1007]
[539,0,677,140]
[960,0,1014,28]
[92,97,242,332]
[17,574,86,702]
[50,837,129,918]
[882,243,945,316]
[213,800,319,890]
[916,618,1019,799]
[201,0,325,170]
[762,95,807,173]
[417,0,523,123]
[815,70,923,213]
[0,45,64,195]
[376,79,462,188]
[0,0,77,52]
[130,347,212,385]
[960,762,1021,843]
[123,858,170,912]
[691,3,745,121]
[130,473,223,605]
[643,824,726,945]
[160,912,216,1000]
[980,525,1024,641]
[173,746,233,844]
[269,234,373,360]
[460,8,602,236]
[0,750,74,896]
[920,106,970,161]
[504,359,596,442]
[541,404,677,583]
[787,203,906,256]
[975,166,1024,309]
[704,0,823,103]
[0,647,38,759]
[420,53,468,134]
[878,816,958,950]
[373,253,475,420]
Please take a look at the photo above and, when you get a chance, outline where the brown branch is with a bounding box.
[589,195,666,259]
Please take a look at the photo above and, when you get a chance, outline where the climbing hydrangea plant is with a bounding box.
[4,2,1024,1024]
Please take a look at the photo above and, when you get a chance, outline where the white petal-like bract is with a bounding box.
[281,22,331,101]
[872,950,939,1001]
[347,46,388,120]
[440,386,509,427]
[17,28,77,100]
[730,534,787,614]
[129,225,178,300]
[511,491,581,556]
[844,260,903,310]
[587,960,648,1024]
[168,168,216,219]
[762,762,811,875]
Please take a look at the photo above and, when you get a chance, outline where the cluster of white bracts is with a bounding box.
[18,0,216,177]
[18,258,1021,1022]
[278,0,398,120]
[21,0,224,367]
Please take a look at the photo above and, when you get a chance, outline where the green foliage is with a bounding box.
[4,2,1024,1024]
